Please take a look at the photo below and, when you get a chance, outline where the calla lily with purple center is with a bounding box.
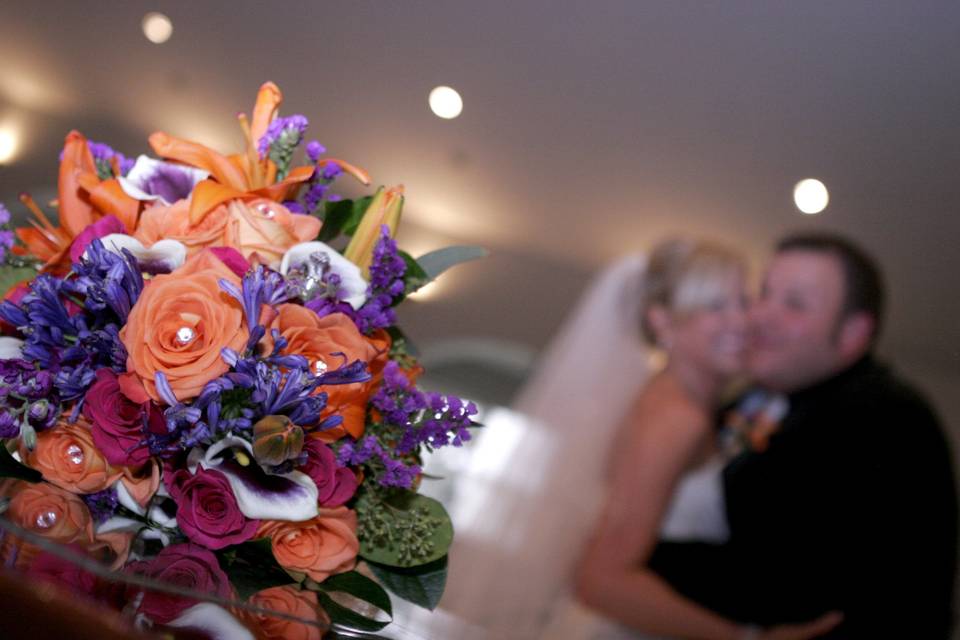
[119,155,210,205]
[188,436,319,522]
[91,233,188,274]
[0,337,25,360]
[280,241,368,309]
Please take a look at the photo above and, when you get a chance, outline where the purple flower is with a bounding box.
[82,487,119,524]
[0,203,11,225]
[119,156,209,205]
[0,230,14,262]
[306,140,326,163]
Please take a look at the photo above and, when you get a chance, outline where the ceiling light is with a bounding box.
[793,178,829,214]
[428,86,463,119]
[0,128,19,164]
[142,12,173,44]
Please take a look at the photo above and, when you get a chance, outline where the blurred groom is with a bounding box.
[650,233,958,638]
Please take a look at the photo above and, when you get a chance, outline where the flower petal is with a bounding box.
[0,336,25,360]
[197,437,319,521]
[119,155,210,205]
[94,233,187,273]
[280,241,369,309]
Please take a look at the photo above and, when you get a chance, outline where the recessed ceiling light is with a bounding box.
[0,128,19,164]
[793,178,829,214]
[429,86,463,119]
[142,12,173,44]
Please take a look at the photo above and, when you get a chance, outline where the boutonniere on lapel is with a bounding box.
[722,389,789,453]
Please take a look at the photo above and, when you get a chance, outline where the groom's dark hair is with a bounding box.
[776,232,886,344]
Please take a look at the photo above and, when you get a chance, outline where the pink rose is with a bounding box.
[165,467,259,549]
[129,543,233,624]
[301,439,357,507]
[84,369,150,467]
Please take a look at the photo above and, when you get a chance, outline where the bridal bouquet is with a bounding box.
[0,82,480,638]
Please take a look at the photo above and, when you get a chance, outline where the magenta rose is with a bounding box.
[166,467,259,549]
[69,214,126,262]
[301,439,358,507]
[84,368,150,466]
[129,543,233,623]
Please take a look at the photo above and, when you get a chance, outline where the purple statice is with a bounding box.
[258,114,309,181]
[0,230,14,263]
[298,160,344,215]
[82,487,119,524]
[305,140,326,163]
[0,202,13,262]
[338,435,422,489]
[371,361,476,454]
[86,140,134,180]
[352,226,407,334]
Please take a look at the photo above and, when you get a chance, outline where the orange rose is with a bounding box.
[271,307,388,440]
[134,199,231,256]
[120,250,249,402]
[5,481,95,546]
[249,585,329,640]
[257,507,358,582]
[90,530,135,570]
[20,416,125,494]
[120,458,162,509]
[135,198,320,268]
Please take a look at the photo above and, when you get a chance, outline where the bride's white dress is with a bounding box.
[430,255,730,639]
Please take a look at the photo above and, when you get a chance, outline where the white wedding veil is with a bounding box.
[431,254,655,638]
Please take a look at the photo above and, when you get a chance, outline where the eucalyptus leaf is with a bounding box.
[367,556,448,611]
[399,251,430,296]
[415,245,487,281]
[307,570,393,633]
[215,538,296,599]
[0,444,41,483]
[359,492,453,568]
[317,591,392,633]
[0,265,36,298]
[306,570,393,618]
[316,196,375,243]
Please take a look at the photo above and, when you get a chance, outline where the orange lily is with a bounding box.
[147,82,371,226]
[14,131,141,271]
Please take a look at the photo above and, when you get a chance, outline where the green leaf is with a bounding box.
[316,591,392,632]
[359,492,454,568]
[367,556,448,611]
[416,245,487,281]
[216,538,296,599]
[0,444,41,483]
[0,266,36,298]
[317,197,373,242]
[399,250,430,296]
[306,570,393,632]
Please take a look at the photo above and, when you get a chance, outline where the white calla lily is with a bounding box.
[280,241,369,309]
[93,233,187,273]
[193,436,319,522]
[119,155,210,205]
[169,604,255,640]
[0,337,25,360]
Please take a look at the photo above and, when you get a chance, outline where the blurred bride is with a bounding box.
[435,238,835,639]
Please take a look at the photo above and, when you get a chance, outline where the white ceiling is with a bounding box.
[1,1,958,375]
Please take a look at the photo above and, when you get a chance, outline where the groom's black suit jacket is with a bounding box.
[649,356,958,638]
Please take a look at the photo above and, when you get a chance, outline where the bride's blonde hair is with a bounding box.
[639,237,746,345]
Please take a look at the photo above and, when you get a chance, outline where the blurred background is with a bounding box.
[0,1,958,637]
